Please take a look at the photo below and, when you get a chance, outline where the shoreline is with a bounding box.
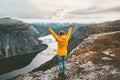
[0,44,47,79]
[0,35,56,80]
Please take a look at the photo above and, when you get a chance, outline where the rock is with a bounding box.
[75,61,79,64]
[84,72,97,80]
[23,76,33,80]
[71,55,77,59]
[110,54,115,57]
[79,61,95,69]
[101,65,111,71]
[67,58,71,62]
[101,57,112,60]
[102,51,110,56]
[70,55,77,62]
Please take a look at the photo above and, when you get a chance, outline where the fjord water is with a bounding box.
[0,35,57,80]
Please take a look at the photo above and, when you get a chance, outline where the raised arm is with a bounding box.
[48,27,59,41]
[67,24,72,39]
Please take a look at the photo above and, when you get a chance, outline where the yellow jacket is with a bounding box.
[48,27,72,56]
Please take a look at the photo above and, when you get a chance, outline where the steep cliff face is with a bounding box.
[68,20,120,53]
[0,18,47,58]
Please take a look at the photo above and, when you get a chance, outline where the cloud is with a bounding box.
[68,6,120,16]
[0,0,58,19]
[0,0,120,23]
[104,7,120,12]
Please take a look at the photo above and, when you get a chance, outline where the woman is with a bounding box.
[48,24,72,77]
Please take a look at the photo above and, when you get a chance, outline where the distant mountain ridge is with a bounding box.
[30,23,71,37]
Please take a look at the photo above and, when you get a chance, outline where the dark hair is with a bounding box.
[59,30,66,36]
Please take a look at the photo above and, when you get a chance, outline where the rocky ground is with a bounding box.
[15,31,120,80]
[15,61,120,80]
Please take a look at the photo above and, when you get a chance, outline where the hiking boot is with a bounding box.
[58,72,65,77]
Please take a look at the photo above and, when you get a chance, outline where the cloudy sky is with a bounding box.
[0,0,120,23]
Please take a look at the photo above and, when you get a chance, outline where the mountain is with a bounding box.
[31,20,120,72]
[31,20,120,54]
[68,20,120,54]
[15,30,120,80]
[30,22,71,37]
[0,18,47,74]
[27,20,120,75]
[3,20,120,78]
